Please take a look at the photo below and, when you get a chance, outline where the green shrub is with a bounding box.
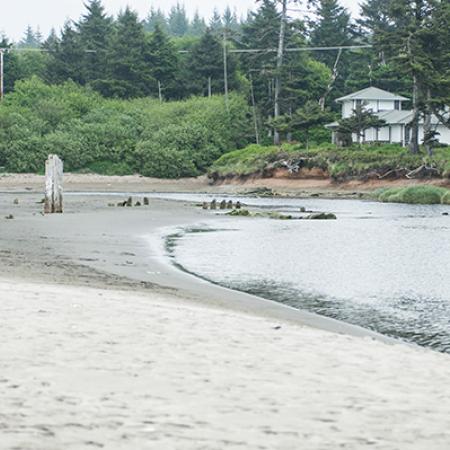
[0,77,252,177]
[209,142,450,182]
[376,186,450,204]
[83,161,134,176]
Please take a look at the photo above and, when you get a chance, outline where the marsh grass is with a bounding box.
[376,186,450,204]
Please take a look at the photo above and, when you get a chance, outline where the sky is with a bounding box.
[1,0,361,42]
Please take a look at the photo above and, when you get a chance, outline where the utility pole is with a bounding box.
[274,0,288,145]
[249,74,260,145]
[0,49,4,102]
[223,28,229,111]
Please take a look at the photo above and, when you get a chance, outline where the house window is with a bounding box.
[355,99,362,108]
[394,100,400,110]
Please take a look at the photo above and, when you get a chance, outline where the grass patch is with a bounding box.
[209,143,450,181]
[376,185,450,204]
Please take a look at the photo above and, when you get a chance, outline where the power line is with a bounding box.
[229,45,372,54]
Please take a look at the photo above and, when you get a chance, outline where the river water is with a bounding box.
[160,194,450,353]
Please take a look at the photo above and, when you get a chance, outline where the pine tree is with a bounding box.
[147,25,180,100]
[309,0,353,68]
[426,1,450,127]
[272,101,334,148]
[377,0,437,153]
[358,0,392,39]
[77,0,113,84]
[337,102,386,146]
[46,22,84,84]
[223,7,239,33]
[35,27,44,45]
[186,29,237,96]
[209,8,223,33]
[98,8,154,98]
[0,37,21,93]
[189,11,207,36]
[42,28,59,52]
[240,0,283,122]
[168,3,189,37]
[144,7,168,33]
[19,26,40,48]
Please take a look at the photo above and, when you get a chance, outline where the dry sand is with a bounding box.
[2,279,450,450]
[2,181,450,449]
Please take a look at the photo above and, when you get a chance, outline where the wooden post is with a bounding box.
[44,155,64,214]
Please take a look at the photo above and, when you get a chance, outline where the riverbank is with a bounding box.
[2,172,449,199]
[2,187,450,448]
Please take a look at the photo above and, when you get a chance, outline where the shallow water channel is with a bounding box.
[160,194,450,353]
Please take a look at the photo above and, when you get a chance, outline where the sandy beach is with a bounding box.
[2,176,450,449]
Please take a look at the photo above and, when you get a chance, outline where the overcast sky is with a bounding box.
[2,0,361,42]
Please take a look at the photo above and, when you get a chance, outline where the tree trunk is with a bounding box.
[409,75,420,154]
[423,88,433,157]
[274,0,287,145]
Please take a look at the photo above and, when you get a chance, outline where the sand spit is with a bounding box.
[2,279,450,450]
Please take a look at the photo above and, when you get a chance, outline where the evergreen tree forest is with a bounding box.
[0,0,449,176]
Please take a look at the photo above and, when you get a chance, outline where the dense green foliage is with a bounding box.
[1,0,449,177]
[0,78,252,177]
[209,143,450,180]
[376,186,450,204]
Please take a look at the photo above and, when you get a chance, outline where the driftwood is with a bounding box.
[406,165,440,179]
[44,155,63,214]
[377,168,409,179]
[376,165,440,180]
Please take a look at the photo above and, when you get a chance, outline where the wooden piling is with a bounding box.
[44,155,64,214]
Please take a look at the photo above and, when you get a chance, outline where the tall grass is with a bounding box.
[376,186,450,204]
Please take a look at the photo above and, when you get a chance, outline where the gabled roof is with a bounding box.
[336,87,409,103]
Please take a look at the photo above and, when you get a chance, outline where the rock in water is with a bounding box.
[307,212,337,220]
[143,197,149,206]
[13,199,19,205]
[202,202,209,210]
[227,200,233,209]
[126,197,133,207]
[235,201,241,210]
[210,200,217,210]
[135,201,142,207]
[220,200,227,210]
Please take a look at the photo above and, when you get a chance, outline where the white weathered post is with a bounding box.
[44,155,64,214]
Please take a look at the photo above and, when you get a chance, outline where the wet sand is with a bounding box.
[2,184,450,448]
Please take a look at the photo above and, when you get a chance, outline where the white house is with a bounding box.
[326,86,450,146]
